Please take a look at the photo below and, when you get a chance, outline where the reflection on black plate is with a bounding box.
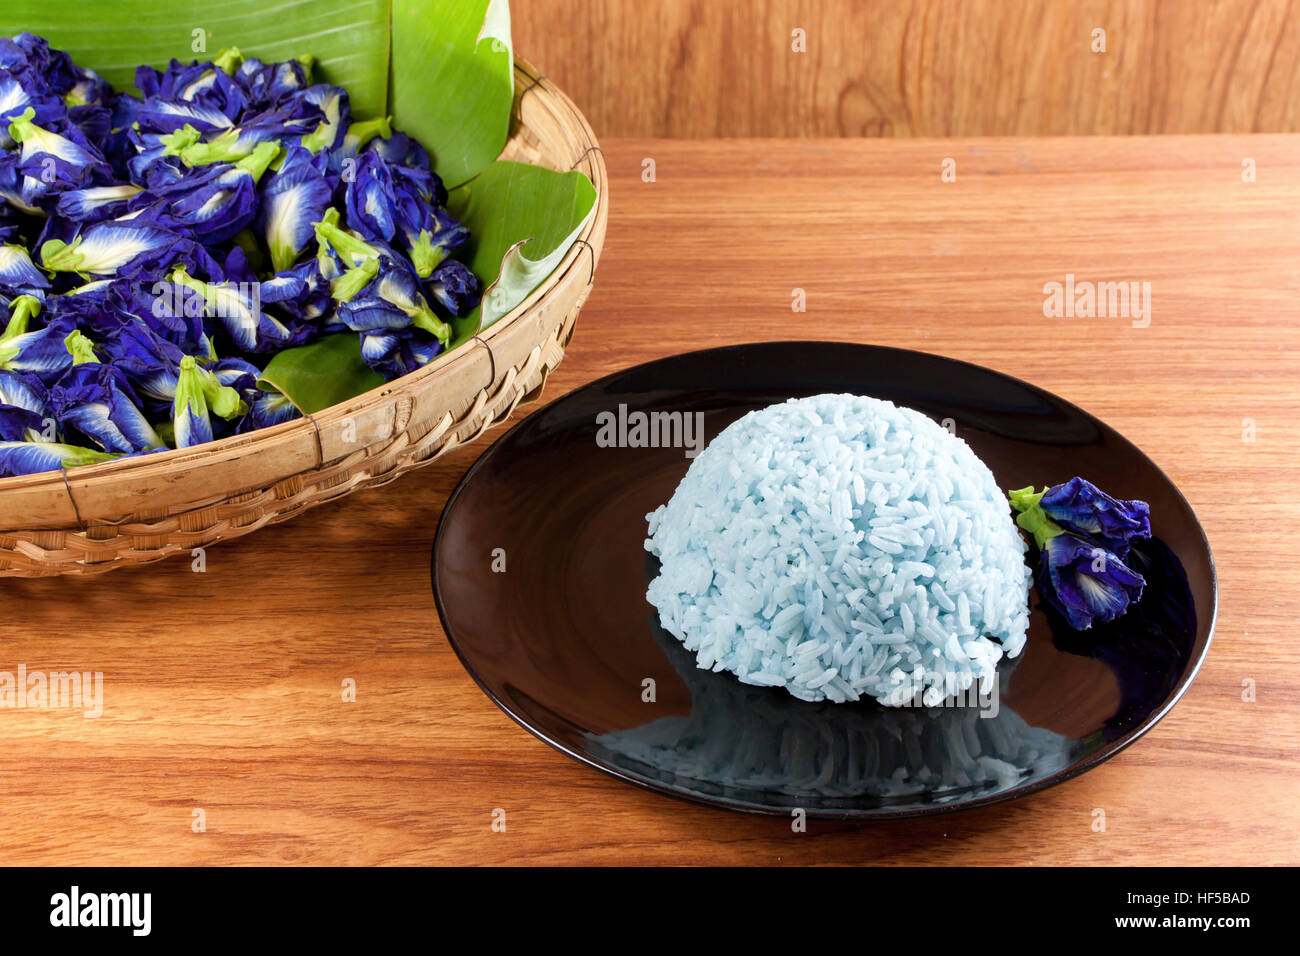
[433,342,1216,818]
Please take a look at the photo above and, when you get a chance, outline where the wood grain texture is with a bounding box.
[2,136,1298,865]
[512,0,1300,137]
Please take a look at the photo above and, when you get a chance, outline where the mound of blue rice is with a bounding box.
[644,394,1031,706]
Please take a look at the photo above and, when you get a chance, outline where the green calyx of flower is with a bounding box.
[64,330,100,365]
[233,140,282,182]
[301,123,333,155]
[64,85,91,108]
[173,356,207,421]
[179,130,248,167]
[345,115,392,151]
[410,304,452,347]
[314,208,380,267]
[1,294,42,344]
[176,355,247,421]
[60,445,121,468]
[329,257,380,303]
[38,238,88,275]
[169,265,211,305]
[1008,485,1064,548]
[409,231,447,279]
[213,47,244,75]
[7,107,39,145]
[159,124,204,158]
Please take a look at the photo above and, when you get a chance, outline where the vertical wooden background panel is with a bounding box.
[511,0,1300,137]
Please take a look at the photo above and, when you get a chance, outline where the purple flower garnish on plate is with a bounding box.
[1009,479,1153,631]
[1038,476,1151,559]
[1035,532,1146,631]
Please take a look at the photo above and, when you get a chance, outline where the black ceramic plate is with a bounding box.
[432,342,1216,819]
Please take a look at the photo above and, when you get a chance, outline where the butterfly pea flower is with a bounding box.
[54,183,143,223]
[211,356,260,394]
[99,278,213,360]
[0,73,65,148]
[233,56,314,111]
[124,126,190,190]
[144,141,279,245]
[67,102,112,143]
[396,194,468,279]
[360,326,443,379]
[313,207,400,303]
[0,367,50,441]
[256,274,319,348]
[40,219,178,278]
[48,343,164,454]
[1035,533,1146,631]
[1010,481,1149,630]
[100,93,143,179]
[169,263,296,354]
[0,33,78,96]
[343,151,399,243]
[160,100,314,168]
[136,56,240,111]
[265,258,334,325]
[7,107,113,204]
[260,145,334,272]
[171,354,247,448]
[237,386,302,433]
[0,150,44,213]
[63,64,112,110]
[338,262,451,349]
[162,57,248,122]
[0,243,51,295]
[1036,477,1151,559]
[425,260,482,318]
[391,163,447,208]
[366,130,433,174]
[0,439,117,478]
[96,317,183,412]
[313,206,383,269]
[298,85,350,154]
[0,295,75,383]
[135,95,235,136]
[1,293,42,342]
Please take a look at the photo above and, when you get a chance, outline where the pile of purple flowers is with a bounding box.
[1009,477,1152,630]
[0,33,481,477]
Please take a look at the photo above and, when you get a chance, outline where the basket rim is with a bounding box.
[0,57,606,501]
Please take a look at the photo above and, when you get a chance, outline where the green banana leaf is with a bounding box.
[1,0,596,416]
[2,0,392,118]
[448,161,598,340]
[257,334,383,416]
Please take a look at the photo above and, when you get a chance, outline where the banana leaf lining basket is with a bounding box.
[0,59,608,577]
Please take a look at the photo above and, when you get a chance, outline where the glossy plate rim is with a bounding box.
[432,341,1219,820]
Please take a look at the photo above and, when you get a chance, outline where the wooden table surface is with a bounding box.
[5,137,1298,865]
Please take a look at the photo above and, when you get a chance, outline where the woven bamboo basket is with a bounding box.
[0,59,608,577]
